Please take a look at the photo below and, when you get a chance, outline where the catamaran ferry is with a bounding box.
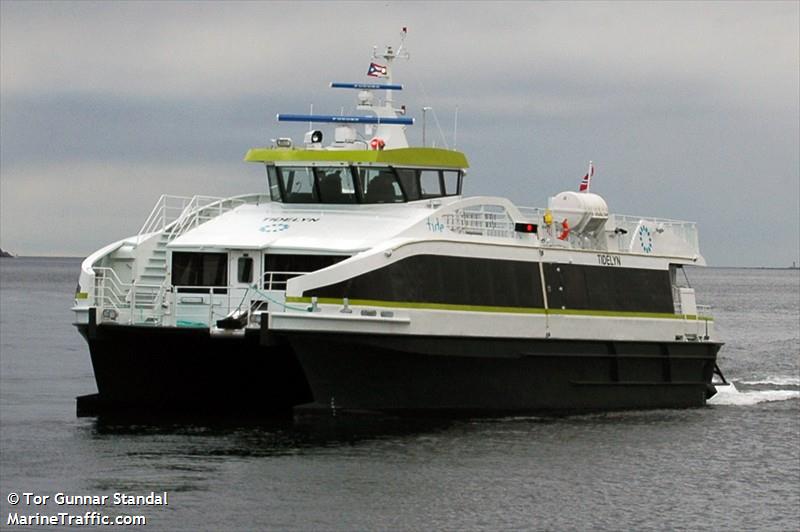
[73,32,724,415]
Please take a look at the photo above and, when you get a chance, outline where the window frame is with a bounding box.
[237,256,254,284]
[276,166,320,204]
[171,251,229,293]
[266,165,282,202]
[442,170,462,196]
[418,169,444,199]
[357,166,407,204]
[313,166,359,204]
[267,164,463,204]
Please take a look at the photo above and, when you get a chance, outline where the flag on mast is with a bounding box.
[367,62,388,78]
[579,161,594,192]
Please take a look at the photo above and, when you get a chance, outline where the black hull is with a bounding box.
[75,316,311,416]
[287,332,722,415]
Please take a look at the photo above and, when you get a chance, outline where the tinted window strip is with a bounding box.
[307,256,672,313]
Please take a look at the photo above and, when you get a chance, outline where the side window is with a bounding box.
[443,171,460,195]
[395,169,421,201]
[237,257,253,283]
[266,166,282,201]
[419,170,442,198]
[315,167,357,204]
[172,252,228,288]
[278,167,318,203]
[359,168,404,203]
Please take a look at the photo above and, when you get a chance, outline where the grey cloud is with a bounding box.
[1,1,797,266]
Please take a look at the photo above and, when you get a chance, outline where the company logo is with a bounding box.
[259,222,290,233]
[426,217,445,233]
[258,216,319,233]
[638,226,653,253]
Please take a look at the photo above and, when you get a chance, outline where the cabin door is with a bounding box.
[228,250,260,316]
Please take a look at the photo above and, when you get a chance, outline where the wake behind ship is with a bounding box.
[72,30,723,416]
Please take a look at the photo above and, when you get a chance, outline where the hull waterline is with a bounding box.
[287,332,721,416]
[75,315,311,416]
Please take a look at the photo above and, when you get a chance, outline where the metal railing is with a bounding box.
[137,195,196,242]
[94,266,301,327]
[263,270,308,290]
[173,286,233,328]
[93,267,165,323]
[137,193,268,244]
[606,214,699,256]
[441,203,517,238]
[517,206,547,223]
[163,195,250,242]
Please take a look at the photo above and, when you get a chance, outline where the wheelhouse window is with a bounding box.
[278,167,318,204]
[419,170,442,198]
[172,252,228,290]
[395,169,421,201]
[359,167,404,203]
[443,170,461,195]
[315,166,357,204]
[267,166,281,201]
[265,164,463,204]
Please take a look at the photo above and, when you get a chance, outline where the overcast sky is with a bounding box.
[1,1,798,266]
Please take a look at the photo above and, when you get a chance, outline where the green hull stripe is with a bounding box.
[285,296,712,321]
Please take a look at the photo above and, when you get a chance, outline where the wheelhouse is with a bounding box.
[245,147,469,205]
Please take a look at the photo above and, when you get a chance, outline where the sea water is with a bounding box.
[1,258,797,530]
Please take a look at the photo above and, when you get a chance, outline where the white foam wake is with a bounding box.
[738,376,800,386]
[709,382,800,406]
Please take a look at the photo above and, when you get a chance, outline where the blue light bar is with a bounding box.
[330,82,403,91]
[277,114,414,125]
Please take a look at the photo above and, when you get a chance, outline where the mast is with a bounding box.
[375,27,409,110]
[276,28,413,149]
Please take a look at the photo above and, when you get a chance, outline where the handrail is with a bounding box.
[262,270,308,290]
[137,195,194,243]
[94,267,164,311]
[162,193,268,243]
[517,205,697,227]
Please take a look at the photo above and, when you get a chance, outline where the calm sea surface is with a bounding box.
[1,258,798,531]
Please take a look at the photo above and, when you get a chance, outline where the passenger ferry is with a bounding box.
[73,32,723,415]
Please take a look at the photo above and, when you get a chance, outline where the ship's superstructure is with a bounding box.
[72,33,722,415]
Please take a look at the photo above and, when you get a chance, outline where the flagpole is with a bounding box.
[587,160,593,192]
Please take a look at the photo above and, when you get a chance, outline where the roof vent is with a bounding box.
[334,126,357,144]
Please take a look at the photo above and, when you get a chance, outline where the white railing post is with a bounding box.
[208,289,214,327]
[98,273,105,316]
[129,282,136,324]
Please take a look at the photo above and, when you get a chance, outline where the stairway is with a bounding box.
[133,233,170,309]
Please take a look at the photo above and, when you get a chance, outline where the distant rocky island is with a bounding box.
[0,248,14,258]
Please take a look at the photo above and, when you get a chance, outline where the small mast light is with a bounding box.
[275,137,293,148]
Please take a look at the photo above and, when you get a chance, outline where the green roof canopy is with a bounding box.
[244,147,469,169]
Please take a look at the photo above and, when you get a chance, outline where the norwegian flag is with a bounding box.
[579,161,594,192]
[367,62,388,78]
